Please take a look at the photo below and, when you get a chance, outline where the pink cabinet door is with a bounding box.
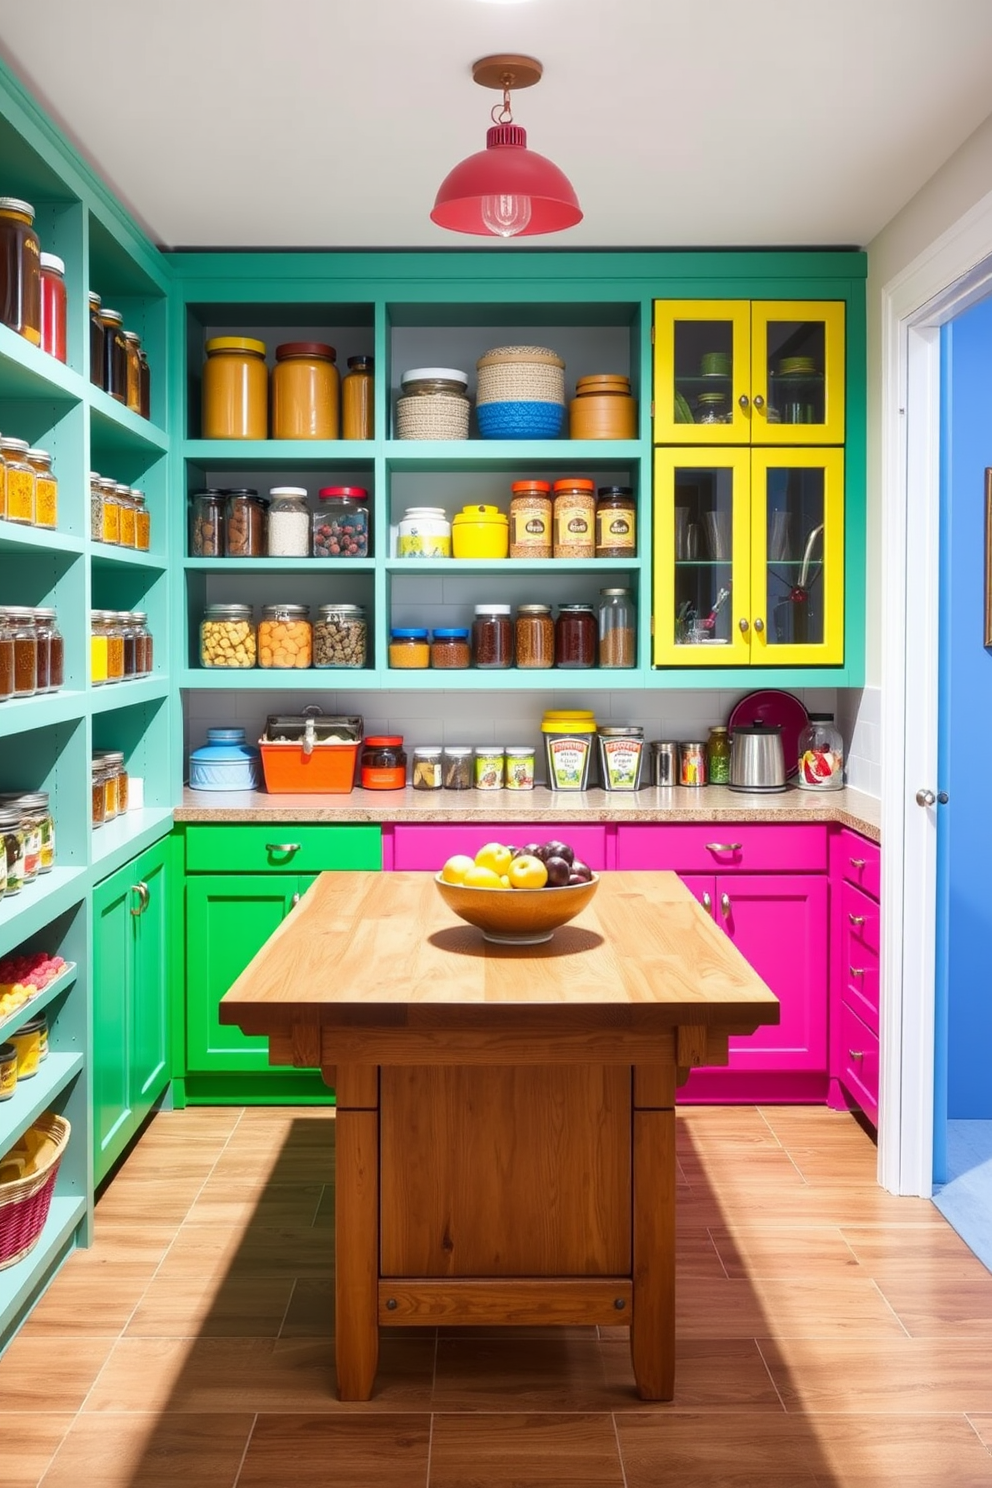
[387,823,608,872]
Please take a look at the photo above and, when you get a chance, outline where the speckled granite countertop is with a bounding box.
[174,784,880,842]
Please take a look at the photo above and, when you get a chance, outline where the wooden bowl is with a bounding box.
[433,872,600,944]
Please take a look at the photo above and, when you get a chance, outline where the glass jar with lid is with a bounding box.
[34,609,63,692]
[88,292,104,386]
[313,604,367,668]
[0,809,26,892]
[509,480,552,559]
[258,603,313,669]
[696,390,729,424]
[388,628,430,669]
[90,764,106,829]
[313,487,369,557]
[430,628,470,669]
[397,506,451,558]
[504,746,536,791]
[1,438,35,524]
[13,791,54,872]
[123,330,142,413]
[100,477,121,544]
[132,489,151,551]
[4,607,37,696]
[120,612,138,677]
[472,604,513,669]
[105,612,125,682]
[89,471,104,539]
[552,478,596,559]
[33,606,51,691]
[441,745,473,791]
[26,449,57,529]
[116,484,137,547]
[266,487,311,558]
[0,197,41,345]
[706,725,731,785]
[595,486,636,558]
[202,336,268,439]
[796,713,845,791]
[39,253,67,362]
[0,612,14,702]
[224,489,267,556]
[0,796,41,881]
[90,610,109,685]
[412,746,444,790]
[138,349,151,419]
[131,611,152,674]
[342,355,374,440]
[99,307,128,401]
[360,736,406,790]
[200,603,256,668]
[271,341,339,439]
[598,588,636,668]
[555,604,597,669]
[400,367,468,397]
[93,751,127,818]
[515,604,555,669]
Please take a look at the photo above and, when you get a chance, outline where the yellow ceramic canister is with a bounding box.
[451,504,509,560]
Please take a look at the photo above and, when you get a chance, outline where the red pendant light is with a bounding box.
[431,55,582,239]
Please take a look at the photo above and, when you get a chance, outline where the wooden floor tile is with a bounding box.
[432,1337,610,1411]
[761,1335,992,1413]
[238,1414,429,1487]
[280,1278,335,1338]
[125,1275,295,1337]
[616,1411,820,1486]
[159,1220,333,1281]
[0,1336,116,1411]
[805,1412,992,1487]
[94,1177,207,1227]
[709,1224,860,1280]
[969,1414,992,1449]
[82,1220,179,1266]
[181,1182,324,1228]
[841,1223,985,1272]
[868,1271,992,1337]
[672,1274,905,1339]
[19,1263,153,1337]
[678,1148,806,1191]
[40,1411,254,1488]
[1,1412,74,1488]
[603,1338,784,1411]
[430,1412,625,1486]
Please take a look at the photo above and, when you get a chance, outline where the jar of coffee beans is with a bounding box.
[313,604,367,668]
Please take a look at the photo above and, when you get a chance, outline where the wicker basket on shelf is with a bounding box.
[475,345,566,438]
[395,393,470,440]
[0,1113,70,1271]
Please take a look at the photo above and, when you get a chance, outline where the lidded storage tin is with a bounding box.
[569,374,637,440]
[541,710,597,792]
[597,726,645,791]
[189,727,261,792]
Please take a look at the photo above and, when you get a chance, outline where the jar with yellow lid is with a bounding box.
[26,448,57,528]
[541,709,598,791]
[0,197,41,345]
[271,341,339,439]
[1,437,34,524]
[202,336,268,439]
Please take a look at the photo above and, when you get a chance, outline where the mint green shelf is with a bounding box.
[90,395,169,457]
[89,678,170,715]
[0,523,86,557]
[383,558,644,574]
[90,547,169,573]
[0,1053,84,1147]
[0,325,85,402]
[0,962,78,1044]
[179,667,377,689]
[0,1197,87,1324]
[184,439,375,464]
[184,557,375,573]
[0,873,88,957]
[91,808,176,880]
[0,691,87,730]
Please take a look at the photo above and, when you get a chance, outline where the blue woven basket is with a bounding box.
[477,401,564,440]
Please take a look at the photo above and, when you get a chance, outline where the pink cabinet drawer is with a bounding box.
[840,882,879,1033]
[616,822,827,874]
[835,828,880,900]
[388,823,608,872]
[838,999,879,1126]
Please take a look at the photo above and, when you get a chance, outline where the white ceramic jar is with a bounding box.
[396,506,451,558]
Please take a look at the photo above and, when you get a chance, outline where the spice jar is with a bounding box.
[39,252,67,363]
[16,791,54,870]
[314,604,367,668]
[266,488,311,557]
[105,612,125,682]
[200,603,257,668]
[397,506,451,558]
[139,349,151,419]
[706,725,731,785]
[131,611,152,674]
[120,612,137,677]
[190,491,224,555]
[472,604,513,669]
[0,197,41,345]
[598,588,636,668]
[93,751,127,819]
[100,308,128,402]
[100,477,121,544]
[1,438,34,524]
[117,484,137,547]
[430,628,470,669]
[555,604,597,669]
[90,610,109,685]
[132,489,151,551]
[0,612,14,702]
[412,746,444,790]
[271,341,339,439]
[26,449,57,529]
[34,609,62,692]
[595,486,636,558]
[0,809,25,893]
[552,478,596,558]
[342,354,374,440]
[442,746,473,791]
[224,489,267,556]
[33,607,50,691]
[123,330,143,413]
[509,480,552,559]
[313,487,369,557]
[88,292,104,386]
[515,604,555,669]
[504,746,536,791]
[474,746,505,790]
[91,763,106,827]
[258,603,312,668]
[202,336,268,439]
[360,735,406,789]
[4,607,37,696]
[89,471,104,539]
[389,628,430,669]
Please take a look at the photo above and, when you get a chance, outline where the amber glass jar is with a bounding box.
[139,349,151,418]
[117,485,137,548]
[0,197,41,346]
[555,603,597,668]
[35,608,62,692]
[123,331,143,413]
[515,604,555,669]
[271,341,339,439]
[91,764,106,828]
[100,478,121,544]
[132,489,151,551]
[0,612,14,702]
[105,612,125,682]
[100,308,128,402]
[1,438,34,524]
[120,612,137,677]
[131,611,152,674]
[509,480,552,559]
[88,292,104,386]
[4,608,37,696]
[26,449,57,529]
[202,336,268,439]
[342,355,374,439]
[595,486,636,558]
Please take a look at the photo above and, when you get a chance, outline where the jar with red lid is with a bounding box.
[552,478,596,558]
[509,480,552,559]
[271,341,340,439]
[39,253,67,363]
[360,736,407,790]
[555,603,597,668]
[313,487,369,557]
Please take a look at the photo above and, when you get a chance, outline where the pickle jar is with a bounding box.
[100,477,121,544]
[132,489,151,551]
[26,448,57,529]
[0,611,14,702]
[0,809,25,893]
[123,330,143,413]
[271,341,339,439]
[0,197,41,345]
[91,764,106,829]
[117,484,137,547]
[4,607,37,696]
[342,354,374,440]
[17,790,54,871]
[34,609,62,692]
[202,336,268,439]
[1,437,35,524]
[88,292,104,386]
[100,308,128,401]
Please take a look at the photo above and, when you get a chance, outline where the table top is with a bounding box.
[220,871,780,1032]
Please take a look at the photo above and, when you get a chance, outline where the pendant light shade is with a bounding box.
[431,56,582,239]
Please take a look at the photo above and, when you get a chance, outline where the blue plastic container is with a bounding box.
[188,727,261,791]
[477,400,564,440]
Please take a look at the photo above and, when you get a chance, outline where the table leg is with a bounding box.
[335,1105,379,1401]
[630,1107,676,1400]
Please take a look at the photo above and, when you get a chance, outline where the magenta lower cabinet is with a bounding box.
[385,823,609,872]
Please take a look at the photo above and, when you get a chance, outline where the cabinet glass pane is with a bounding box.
[673,320,734,428]
[762,467,825,647]
[673,468,734,647]
[764,320,825,427]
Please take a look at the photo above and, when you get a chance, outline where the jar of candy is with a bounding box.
[313,487,369,557]
[258,603,313,669]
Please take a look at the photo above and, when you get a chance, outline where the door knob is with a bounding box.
[738,394,750,410]
[916,789,935,807]
[753,617,764,633]
[739,618,749,633]
[753,394,765,410]
[720,892,731,918]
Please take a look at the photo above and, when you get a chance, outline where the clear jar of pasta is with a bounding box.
[258,604,312,669]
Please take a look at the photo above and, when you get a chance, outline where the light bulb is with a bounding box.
[481,193,532,238]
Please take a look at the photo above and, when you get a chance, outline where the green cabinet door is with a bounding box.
[92,837,172,1184]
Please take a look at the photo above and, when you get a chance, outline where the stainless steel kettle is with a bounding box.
[728,722,787,793]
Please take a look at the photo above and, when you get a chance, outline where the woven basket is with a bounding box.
[395,393,470,441]
[476,345,565,408]
[0,1113,70,1270]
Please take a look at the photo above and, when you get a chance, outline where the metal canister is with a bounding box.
[679,740,708,787]
[650,740,678,787]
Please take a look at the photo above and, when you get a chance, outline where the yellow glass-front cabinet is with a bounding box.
[653,300,845,446]
[653,448,845,666]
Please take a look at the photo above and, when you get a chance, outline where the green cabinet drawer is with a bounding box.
[184,824,382,874]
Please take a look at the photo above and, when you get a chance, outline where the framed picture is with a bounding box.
[986,469,992,648]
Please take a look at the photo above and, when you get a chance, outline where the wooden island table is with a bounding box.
[220,870,779,1401]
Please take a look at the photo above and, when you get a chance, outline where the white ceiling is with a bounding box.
[2,0,992,251]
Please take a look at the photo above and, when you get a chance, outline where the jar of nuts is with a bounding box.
[313,604,367,668]
[189,490,225,556]
[224,490,267,557]
[200,604,256,668]
[258,603,313,669]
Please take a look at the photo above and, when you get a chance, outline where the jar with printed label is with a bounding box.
[360,736,406,790]
[552,478,595,558]
[397,506,451,558]
[0,797,41,881]
[412,746,444,791]
[595,486,636,557]
[0,809,25,891]
[14,790,54,870]
[504,746,535,790]
[509,480,552,559]
[474,747,505,790]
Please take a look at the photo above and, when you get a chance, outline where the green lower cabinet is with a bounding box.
[92,837,172,1185]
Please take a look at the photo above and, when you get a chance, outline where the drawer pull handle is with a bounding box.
[850,857,867,869]
[290,892,301,908]
[849,965,865,977]
[848,914,866,926]
[130,881,149,917]
[705,842,742,853]
[266,842,302,854]
[701,891,712,913]
[720,892,731,918]
[848,1049,864,1061]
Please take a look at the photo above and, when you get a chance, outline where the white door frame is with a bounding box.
[880,191,992,1195]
